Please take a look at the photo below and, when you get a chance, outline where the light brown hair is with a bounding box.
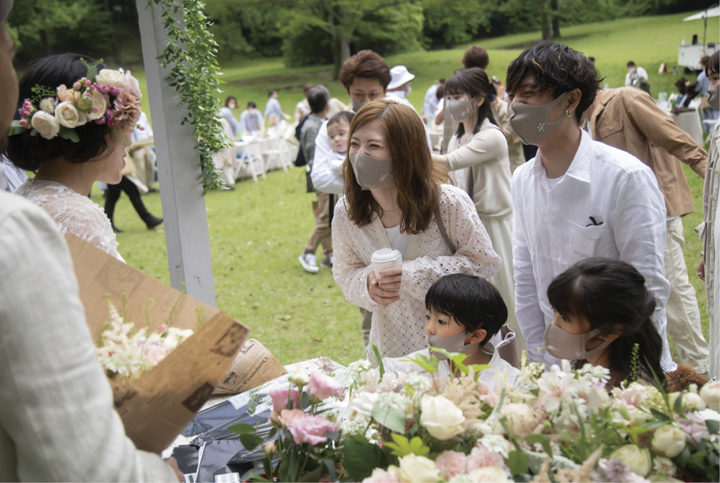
[343,100,444,234]
[338,50,391,91]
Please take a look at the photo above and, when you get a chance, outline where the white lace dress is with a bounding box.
[332,184,501,358]
[15,179,124,262]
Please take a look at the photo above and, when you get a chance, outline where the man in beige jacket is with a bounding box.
[587,86,709,374]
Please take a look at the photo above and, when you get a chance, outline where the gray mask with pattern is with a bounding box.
[349,152,394,190]
[508,92,570,145]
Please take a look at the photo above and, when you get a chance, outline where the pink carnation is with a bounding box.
[112,90,141,133]
[269,388,300,412]
[307,371,344,400]
[287,413,338,445]
[278,408,306,427]
[435,451,468,480]
[467,445,504,472]
[476,380,499,407]
[362,468,399,483]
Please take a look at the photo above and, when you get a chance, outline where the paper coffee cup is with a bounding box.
[371,248,402,278]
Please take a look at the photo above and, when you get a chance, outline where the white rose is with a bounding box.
[610,445,652,477]
[349,391,379,418]
[420,395,465,440]
[87,90,107,121]
[468,466,511,482]
[398,455,440,483]
[290,368,310,387]
[31,111,60,140]
[55,101,87,129]
[651,424,686,457]
[700,381,720,411]
[96,69,125,87]
[500,403,537,436]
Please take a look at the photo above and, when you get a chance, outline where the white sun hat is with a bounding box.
[388,65,415,90]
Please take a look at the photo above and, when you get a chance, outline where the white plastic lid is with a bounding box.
[371,248,402,264]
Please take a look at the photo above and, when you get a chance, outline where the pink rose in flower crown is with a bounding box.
[287,413,339,445]
[435,451,467,480]
[307,371,344,400]
[466,444,504,472]
[57,85,80,104]
[269,388,300,412]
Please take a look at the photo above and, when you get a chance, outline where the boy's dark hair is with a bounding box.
[547,257,664,388]
[627,60,636,67]
[425,274,507,346]
[247,101,257,108]
[328,110,354,128]
[307,85,329,114]
[438,78,446,84]
[445,67,496,136]
[268,89,277,97]
[506,40,600,123]
[435,84,444,101]
[338,50,391,90]
[462,45,489,70]
[706,51,719,77]
[7,53,114,172]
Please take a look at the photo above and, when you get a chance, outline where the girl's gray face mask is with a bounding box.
[543,323,612,361]
[447,98,476,122]
[427,331,473,361]
[349,152,394,190]
[508,92,570,145]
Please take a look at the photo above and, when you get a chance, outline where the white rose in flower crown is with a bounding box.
[55,102,87,129]
[86,90,107,121]
[610,445,652,477]
[700,381,720,410]
[420,395,465,440]
[349,391,379,418]
[96,69,125,87]
[398,455,441,482]
[31,110,60,139]
[467,466,511,482]
[651,424,686,457]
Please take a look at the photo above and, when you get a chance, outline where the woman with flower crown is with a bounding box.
[8,54,145,262]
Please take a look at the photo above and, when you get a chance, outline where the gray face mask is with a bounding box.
[428,332,473,361]
[447,98,476,122]
[708,84,720,111]
[349,152,394,190]
[352,100,368,112]
[508,92,570,145]
[543,323,613,361]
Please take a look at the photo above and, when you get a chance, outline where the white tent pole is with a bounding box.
[135,0,217,307]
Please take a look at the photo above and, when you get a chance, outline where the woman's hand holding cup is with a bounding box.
[367,267,402,306]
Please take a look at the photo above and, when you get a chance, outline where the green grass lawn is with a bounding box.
[110,11,715,365]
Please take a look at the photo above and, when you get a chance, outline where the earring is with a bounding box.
[565,110,572,117]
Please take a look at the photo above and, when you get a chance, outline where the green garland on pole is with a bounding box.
[146,0,228,193]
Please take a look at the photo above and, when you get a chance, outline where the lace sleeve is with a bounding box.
[401,185,501,302]
[331,200,379,312]
[57,198,122,261]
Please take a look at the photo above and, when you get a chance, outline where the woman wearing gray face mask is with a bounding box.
[431,68,520,354]
[332,100,502,359]
[698,51,720,379]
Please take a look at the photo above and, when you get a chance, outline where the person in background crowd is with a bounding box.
[433,83,445,132]
[0,5,182,479]
[674,77,699,108]
[130,111,156,193]
[265,89,288,127]
[332,100,501,358]
[507,41,676,371]
[431,68,520,352]
[326,96,350,118]
[586,85,709,375]
[490,75,526,172]
[698,50,720,379]
[387,65,415,101]
[299,85,333,273]
[295,83,314,122]
[423,78,444,127]
[698,55,720,132]
[220,95,241,138]
[625,60,649,88]
[240,101,265,136]
[0,154,26,192]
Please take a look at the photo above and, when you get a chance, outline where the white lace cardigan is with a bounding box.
[15,179,124,262]
[332,184,501,358]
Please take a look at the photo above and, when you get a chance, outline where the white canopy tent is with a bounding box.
[134,0,216,307]
[684,6,720,22]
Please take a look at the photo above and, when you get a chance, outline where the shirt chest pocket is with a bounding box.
[595,117,626,149]
[568,222,608,265]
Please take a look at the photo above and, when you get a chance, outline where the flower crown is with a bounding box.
[9,63,143,142]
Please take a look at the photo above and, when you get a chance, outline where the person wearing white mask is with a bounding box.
[697,51,720,379]
[219,95,241,138]
[387,65,415,101]
[506,41,676,372]
[624,60,649,88]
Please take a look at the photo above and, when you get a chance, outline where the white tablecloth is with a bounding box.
[670,110,705,146]
[233,134,297,180]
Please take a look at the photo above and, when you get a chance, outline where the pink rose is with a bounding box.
[146,345,168,365]
[362,468,400,483]
[476,380,499,408]
[57,85,80,103]
[287,413,339,445]
[466,445,504,472]
[678,413,710,448]
[435,451,467,480]
[269,388,300,412]
[307,371,344,400]
[278,408,306,428]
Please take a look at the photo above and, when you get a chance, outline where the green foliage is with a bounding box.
[343,434,392,481]
[422,0,494,49]
[354,3,424,56]
[384,434,431,457]
[371,399,407,434]
[147,0,227,192]
[205,0,283,59]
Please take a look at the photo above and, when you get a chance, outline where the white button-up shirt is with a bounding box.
[512,130,675,371]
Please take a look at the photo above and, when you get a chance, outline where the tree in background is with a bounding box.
[422,0,495,49]
[205,0,283,59]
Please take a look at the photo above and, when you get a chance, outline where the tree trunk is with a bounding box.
[104,0,121,61]
[541,10,552,40]
[339,36,351,67]
[551,0,561,38]
[44,28,52,56]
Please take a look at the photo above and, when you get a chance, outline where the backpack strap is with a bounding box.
[434,205,456,254]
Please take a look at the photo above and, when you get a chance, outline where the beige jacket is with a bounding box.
[590,87,707,217]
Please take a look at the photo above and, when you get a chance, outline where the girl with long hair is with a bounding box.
[332,100,501,358]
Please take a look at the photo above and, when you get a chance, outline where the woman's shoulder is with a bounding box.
[439,183,474,209]
[474,120,506,143]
